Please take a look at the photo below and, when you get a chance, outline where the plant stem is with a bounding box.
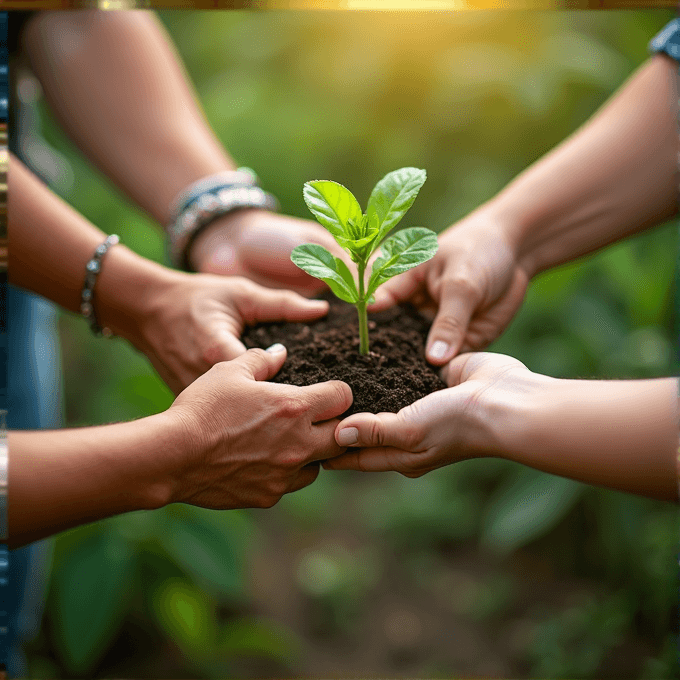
[357,259,369,354]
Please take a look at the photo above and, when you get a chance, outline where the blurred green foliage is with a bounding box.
[23,8,679,679]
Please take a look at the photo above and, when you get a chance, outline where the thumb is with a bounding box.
[230,344,287,381]
[248,287,330,323]
[368,270,420,312]
[333,411,417,451]
[425,276,480,366]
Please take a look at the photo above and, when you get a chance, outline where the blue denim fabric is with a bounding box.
[649,18,680,61]
[3,287,62,677]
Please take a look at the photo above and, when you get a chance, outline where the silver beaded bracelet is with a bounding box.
[166,169,279,272]
[81,234,120,337]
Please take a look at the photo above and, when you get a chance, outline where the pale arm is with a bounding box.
[493,53,679,277]
[328,354,679,503]
[375,53,679,364]
[500,375,678,502]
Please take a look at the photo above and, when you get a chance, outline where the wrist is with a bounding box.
[93,244,180,349]
[138,411,188,509]
[481,369,559,461]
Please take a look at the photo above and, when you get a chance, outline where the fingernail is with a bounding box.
[337,427,359,446]
[266,343,286,354]
[428,341,449,361]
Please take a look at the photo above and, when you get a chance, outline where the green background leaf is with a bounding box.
[52,532,135,675]
[481,468,585,554]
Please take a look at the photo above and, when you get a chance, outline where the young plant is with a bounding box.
[291,167,438,355]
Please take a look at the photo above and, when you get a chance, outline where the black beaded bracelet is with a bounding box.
[81,234,120,337]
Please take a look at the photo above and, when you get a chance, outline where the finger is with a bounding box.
[230,344,287,381]
[285,463,321,494]
[439,353,481,387]
[247,287,329,324]
[300,380,353,422]
[425,275,481,366]
[334,411,419,451]
[202,329,248,365]
[308,418,347,462]
[323,446,412,472]
[368,270,421,312]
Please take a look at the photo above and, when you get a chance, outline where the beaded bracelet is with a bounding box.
[81,234,120,337]
[166,169,279,272]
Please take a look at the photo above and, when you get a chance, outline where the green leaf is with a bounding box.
[218,617,300,662]
[481,468,585,555]
[291,244,358,303]
[153,578,216,656]
[52,531,135,675]
[366,167,427,247]
[158,509,244,599]
[367,227,438,296]
[303,180,364,243]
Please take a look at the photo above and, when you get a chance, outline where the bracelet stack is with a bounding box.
[81,234,120,337]
[166,168,279,272]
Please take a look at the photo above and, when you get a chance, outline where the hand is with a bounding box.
[189,209,349,295]
[134,272,330,394]
[167,345,353,509]
[324,352,535,478]
[369,217,530,366]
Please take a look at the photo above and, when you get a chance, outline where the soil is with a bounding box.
[241,295,446,415]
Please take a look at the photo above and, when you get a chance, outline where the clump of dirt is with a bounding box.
[242,295,446,415]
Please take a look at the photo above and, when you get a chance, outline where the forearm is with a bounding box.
[22,10,236,225]
[495,375,679,502]
[8,154,177,346]
[8,413,180,548]
[476,54,678,278]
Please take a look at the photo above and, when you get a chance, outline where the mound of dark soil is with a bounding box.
[242,295,445,415]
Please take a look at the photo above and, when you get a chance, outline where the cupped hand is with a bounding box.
[324,352,534,478]
[369,218,530,366]
[188,209,349,295]
[137,273,330,394]
[167,345,353,509]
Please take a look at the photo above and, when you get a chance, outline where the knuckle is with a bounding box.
[367,418,387,447]
[247,347,268,363]
[201,341,227,366]
[433,313,467,336]
[444,274,482,302]
[326,381,352,411]
[275,395,309,419]
[396,410,425,451]
[259,494,280,509]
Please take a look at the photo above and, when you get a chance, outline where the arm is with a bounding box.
[373,53,678,364]
[10,347,353,549]
[495,53,678,277]
[20,10,342,290]
[9,154,329,392]
[326,353,679,503]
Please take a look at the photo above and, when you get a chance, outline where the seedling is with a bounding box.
[291,167,438,355]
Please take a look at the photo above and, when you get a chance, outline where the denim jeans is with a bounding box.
[4,285,62,677]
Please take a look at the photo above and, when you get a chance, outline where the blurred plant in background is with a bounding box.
[21,8,679,678]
